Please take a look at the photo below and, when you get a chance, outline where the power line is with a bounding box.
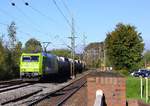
[22,1,58,25]
[61,0,72,17]
[0,22,69,49]
[10,2,48,35]
[52,0,71,27]
[61,0,82,35]
[0,22,34,40]
[0,22,30,36]
[0,6,46,36]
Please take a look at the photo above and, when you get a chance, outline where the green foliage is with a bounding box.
[50,49,71,57]
[0,37,5,65]
[14,41,22,65]
[0,22,22,80]
[105,23,144,72]
[49,49,80,59]
[7,21,17,49]
[24,38,42,53]
[143,50,150,64]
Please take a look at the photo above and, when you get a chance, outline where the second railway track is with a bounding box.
[0,70,91,106]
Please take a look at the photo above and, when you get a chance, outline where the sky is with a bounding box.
[0,0,150,53]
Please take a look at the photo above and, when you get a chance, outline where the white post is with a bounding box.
[145,77,148,103]
[94,90,103,106]
[140,76,143,99]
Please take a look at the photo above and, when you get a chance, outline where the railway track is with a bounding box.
[0,80,69,106]
[0,79,22,85]
[28,72,89,106]
[0,70,91,106]
[0,83,34,93]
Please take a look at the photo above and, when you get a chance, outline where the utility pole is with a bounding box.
[83,34,87,50]
[99,43,101,68]
[83,33,87,61]
[103,42,106,71]
[68,17,76,79]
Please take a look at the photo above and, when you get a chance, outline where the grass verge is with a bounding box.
[126,76,150,103]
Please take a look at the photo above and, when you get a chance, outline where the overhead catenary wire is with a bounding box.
[0,9,50,41]
[52,0,71,28]
[0,22,33,37]
[0,6,47,37]
[60,0,83,40]
[22,0,58,25]
[0,22,69,48]
[10,2,48,36]
[1,0,82,52]
[61,0,72,17]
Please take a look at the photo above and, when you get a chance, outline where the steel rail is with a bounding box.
[27,72,90,106]
[56,80,87,106]
[0,83,33,93]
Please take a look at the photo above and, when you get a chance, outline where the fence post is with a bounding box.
[145,77,148,103]
[140,76,143,99]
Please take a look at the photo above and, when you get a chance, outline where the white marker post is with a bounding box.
[145,77,148,103]
[94,90,103,106]
[140,76,143,99]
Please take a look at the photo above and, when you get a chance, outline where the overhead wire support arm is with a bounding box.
[42,42,51,52]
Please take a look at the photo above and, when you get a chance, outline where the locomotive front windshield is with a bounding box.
[22,56,39,62]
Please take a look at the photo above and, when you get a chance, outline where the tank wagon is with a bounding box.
[20,52,85,80]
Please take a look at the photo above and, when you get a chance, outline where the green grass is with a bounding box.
[126,76,150,103]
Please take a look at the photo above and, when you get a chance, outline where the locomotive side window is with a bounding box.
[22,56,39,62]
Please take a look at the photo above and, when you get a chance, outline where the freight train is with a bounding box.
[20,52,85,80]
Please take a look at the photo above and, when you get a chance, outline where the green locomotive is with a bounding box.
[20,52,85,80]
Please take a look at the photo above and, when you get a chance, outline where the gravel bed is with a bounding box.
[62,83,87,106]
[5,83,69,106]
[0,79,21,85]
[0,84,9,88]
[0,85,42,105]
[0,83,30,93]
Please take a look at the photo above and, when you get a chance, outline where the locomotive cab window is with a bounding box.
[22,56,39,62]
[31,56,39,62]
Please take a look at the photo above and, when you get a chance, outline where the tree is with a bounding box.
[0,22,22,80]
[105,23,144,72]
[0,35,13,80]
[50,49,71,57]
[143,50,150,67]
[0,36,5,66]
[24,38,42,53]
[49,49,80,59]
[7,21,17,50]
[14,41,22,65]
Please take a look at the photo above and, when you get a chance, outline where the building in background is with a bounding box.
[83,42,104,69]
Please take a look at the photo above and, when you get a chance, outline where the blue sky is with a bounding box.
[0,0,150,52]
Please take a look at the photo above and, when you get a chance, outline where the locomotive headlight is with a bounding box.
[20,72,24,75]
[34,73,38,76]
